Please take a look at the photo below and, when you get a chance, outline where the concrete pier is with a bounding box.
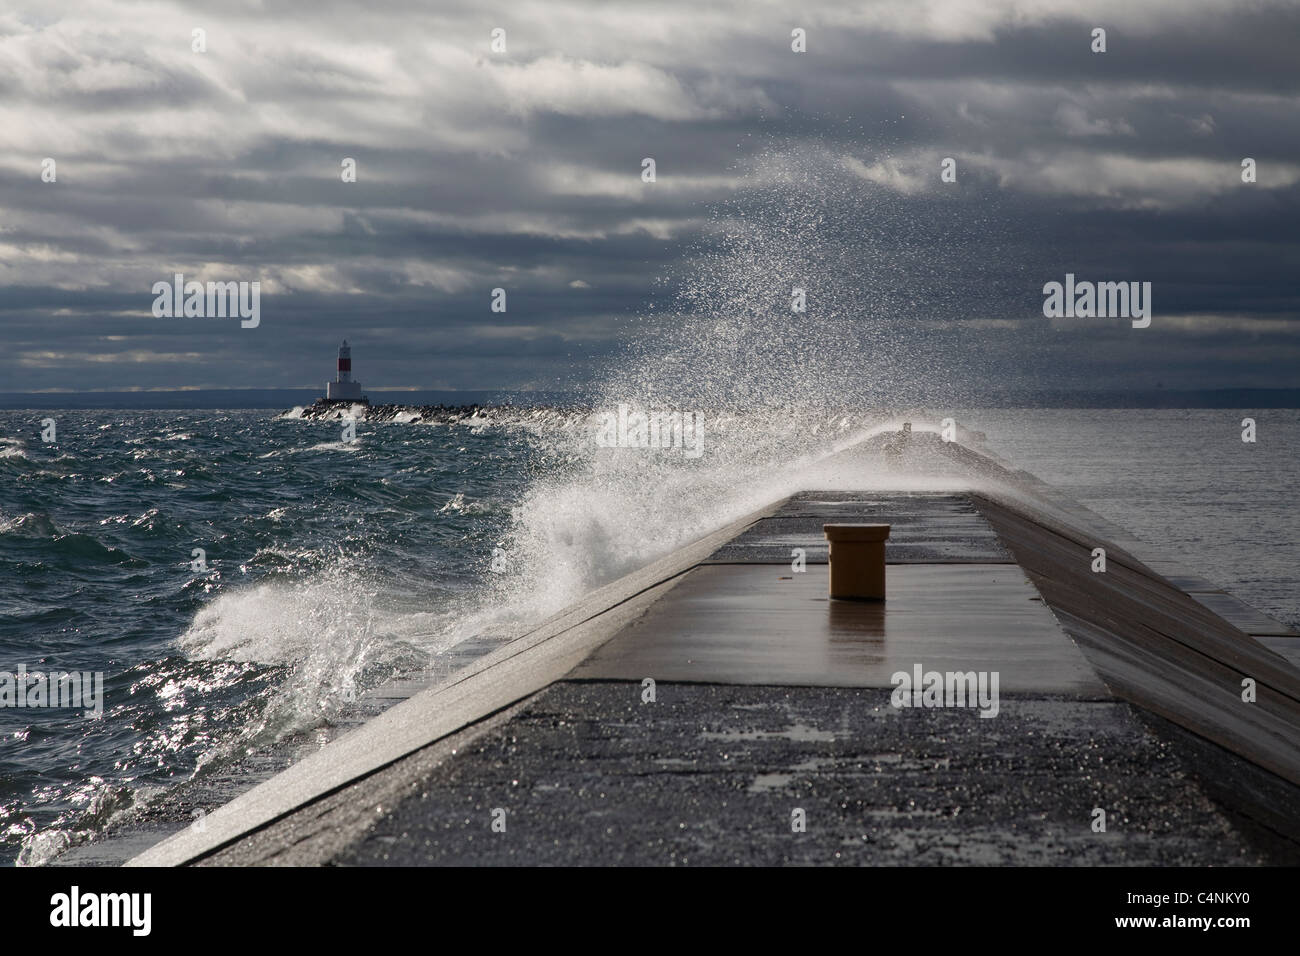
[126,431,1300,867]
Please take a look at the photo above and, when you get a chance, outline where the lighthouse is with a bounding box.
[325,340,366,402]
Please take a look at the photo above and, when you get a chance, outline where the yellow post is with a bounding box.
[823,524,890,600]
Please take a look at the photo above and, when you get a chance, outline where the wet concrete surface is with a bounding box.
[121,473,1300,867]
[707,493,1012,564]
[974,493,1300,850]
[571,563,1106,696]
[333,682,1265,866]
[1258,636,1300,673]
[1185,591,1300,637]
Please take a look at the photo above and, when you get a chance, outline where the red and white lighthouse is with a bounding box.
[326,340,364,401]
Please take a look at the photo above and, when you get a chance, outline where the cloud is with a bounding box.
[1055,103,1135,138]
[487,55,776,121]
[0,0,1295,393]
[976,151,1300,207]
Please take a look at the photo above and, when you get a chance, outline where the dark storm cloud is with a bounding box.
[0,0,1297,393]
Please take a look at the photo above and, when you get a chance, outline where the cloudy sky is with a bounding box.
[2,0,1298,396]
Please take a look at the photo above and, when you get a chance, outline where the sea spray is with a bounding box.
[487,144,986,616]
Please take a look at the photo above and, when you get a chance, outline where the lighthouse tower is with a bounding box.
[326,340,365,401]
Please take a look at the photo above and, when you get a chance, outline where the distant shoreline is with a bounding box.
[2,388,1299,411]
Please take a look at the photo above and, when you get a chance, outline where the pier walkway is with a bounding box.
[126,430,1300,866]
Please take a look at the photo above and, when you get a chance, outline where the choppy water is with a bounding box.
[970,408,1300,630]
[1,405,1295,866]
[0,409,535,865]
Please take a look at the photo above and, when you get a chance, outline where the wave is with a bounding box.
[22,145,1003,865]
[0,436,32,463]
[0,511,59,537]
[173,562,484,751]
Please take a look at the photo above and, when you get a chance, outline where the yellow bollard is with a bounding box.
[823,524,891,600]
